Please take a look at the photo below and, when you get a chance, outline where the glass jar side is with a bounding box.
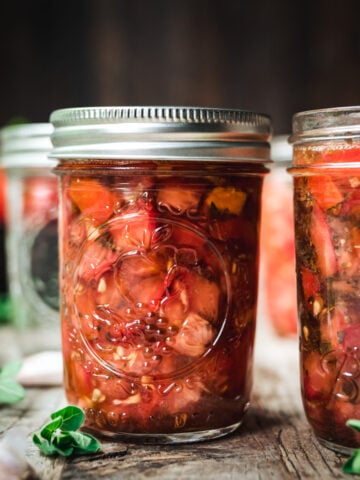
[260,136,297,336]
[4,166,60,353]
[55,159,267,442]
[290,138,360,453]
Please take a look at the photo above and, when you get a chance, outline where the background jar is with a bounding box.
[260,135,297,336]
[50,106,272,444]
[0,166,8,322]
[289,106,360,453]
[0,123,60,354]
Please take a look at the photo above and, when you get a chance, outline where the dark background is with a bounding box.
[1,0,359,134]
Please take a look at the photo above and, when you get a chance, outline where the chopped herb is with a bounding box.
[32,405,101,457]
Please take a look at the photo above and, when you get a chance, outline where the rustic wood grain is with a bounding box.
[0,324,353,479]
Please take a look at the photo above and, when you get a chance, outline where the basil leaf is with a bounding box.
[347,419,360,433]
[0,377,25,404]
[40,417,63,439]
[32,432,58,456]
[51,432,75,457]
[33,405,101,457]
[0,359,22,378]
[50,405,84,431]
[67,430,101,454]
[343,449,360,474]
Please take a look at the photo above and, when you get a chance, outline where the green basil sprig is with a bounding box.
[0,360,25,404]
[342,420,360,474]
[33,405,101,457]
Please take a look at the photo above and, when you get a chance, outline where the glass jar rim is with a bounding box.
[290,106,360,144]
[1,123,55,168]
[49,106,272,162]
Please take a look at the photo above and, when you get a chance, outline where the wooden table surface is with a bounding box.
[0,319,354,480]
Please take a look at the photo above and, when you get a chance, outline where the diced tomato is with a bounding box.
[94,272,124,308]
[308,175,344,211]
[157,180,202,213]
[64,354,94,405]
[302,350,337,402]
[170,225,206,255]
[333,401,360,429]
[93,376,137,404]
[339,189,360,217]
[185,272,220,322]
[110,210,155,252]
[115,253,166,307]
[160,294,188,328]
[300,266,321,312]
[68,178,116,224]
[327,217,360,277]
[77,241,118,282]
[310,202,338,278]
[342,323,360,350]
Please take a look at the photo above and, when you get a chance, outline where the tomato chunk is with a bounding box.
[308,175,344,211]
[310,203,337,278]
[69,178,116,224]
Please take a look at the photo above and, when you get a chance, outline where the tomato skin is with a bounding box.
[302,351,331,402]
[310,202,338,278]
[300,266,321,312]
[69,178,116,224]
[77,241,118,282]
[157,180,202,213]
[308,175,344,211]
[340,188,360,217]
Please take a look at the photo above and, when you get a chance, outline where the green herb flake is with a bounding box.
[32,405,101,457]
[0,360,25,404]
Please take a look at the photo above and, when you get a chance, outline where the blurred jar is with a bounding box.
[0,123,60,353]
[290,106,360,453]
[50,106,271,443]
[0,167,9,322]
[260,135,297,336]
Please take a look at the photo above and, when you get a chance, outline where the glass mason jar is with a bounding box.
[260,135,297,336]
[289,106,360,453]
[0,167,8,321]
[0,123,60,353]
[49,106,272,443]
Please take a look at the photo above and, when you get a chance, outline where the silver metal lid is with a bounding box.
[49,106,272,161]
[1,123,55,168]
[290,106,360,144]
